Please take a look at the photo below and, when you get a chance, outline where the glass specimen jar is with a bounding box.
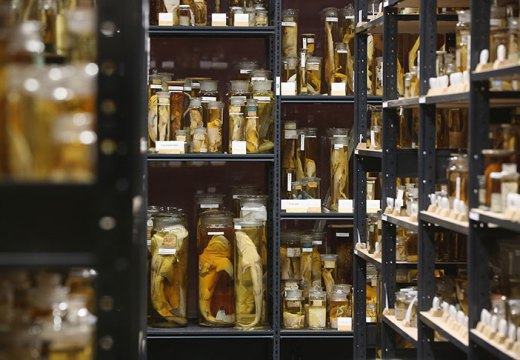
[200,79,219,124]
[501,123,520,153]
[456,10,471,72]
[255,8,268,26]
[178,5,193,26]
[188,97,203,137]
[301,33,315,55]
[446,153,468,203]
[323,7,339,95]
[405,230,418,262]
[291,180,304,199]
[395,291,407,321]
[489,4,507,63]
[233,219,267,329]
[321,254,338,296]
[282,56,298,83]
[302,177,320,200]
[283,289,305,329]
[150,212,189,327]
[334,42,350,93]
[340,4,355,45]
[156,91,171,143]
[282,9,298,58]
[229,97,246,153]
[282,121,298,199]
[207,101,223,153]
[396,235,407,262]
[300,235,314,292]
[508,17,520,62]
[509,299,520,327]
[311,233,325,288]
[280,232,301,280]
[193,0,207,26]
[302,127,318,178]
[405,291,418,327]
[298,48,308,95]
[330,136,349,211]
[229,80,250,103]
[367,213,379,254]
[482,149,515,207]
[447,109,468,148]
[236,61,259,81]
[229,6,245,26]
[252,80,274,151]
[231,184,259,217]
[251,69,271,82]
[245,98,260,153]
[500,163,519,211]
[308,289,327,329]
[330,285,351,329]
[369,125,382,150]
[306,56,322,95]
[192,127,208,153]
[198,210,235,327]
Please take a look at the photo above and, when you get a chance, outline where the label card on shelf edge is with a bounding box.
[231,141,247,154]
[337,317,352,331]
[156,141,185,154]
[381,214,388,221]
[281,82,297,96]
[234,13,250,27]
[276,76,281,96]
[419,96,427,104]
[281,199,321,213]
[338,199,380,213]
[469,211,480,221]
[211,13,227,26]
[158,13,174,26]
[331,82,347,96]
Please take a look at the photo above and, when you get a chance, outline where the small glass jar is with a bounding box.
[302,127,318,178]
[150,212,189,327]
[229,6,245,26]
[508,18,520,62]
[482,149,515,207]
[321,254,338,296]
[369,125,382,150]
[229,97,246,152]
[334,42,350,94]
[178,5,193,26]
[301,33,316,55]
[456,10,471,72]
[340,4,355,45]
[446,153,468,203]
[330,284,351,329]
[490,5,507,63]
[193,0,207,26]
[405,291,418,327]
[282,57,298,83]
[291,180,304,199]
[207,101,224,153]
[367,213,379,254]
[188,97,204,137]
[311,233,325,287]
[395,291,407,321]
[300,235,314,292]
[308,290,327,329]
[281,232,301,280]
[255,8,268,26]
[252,80,274,150]
[330,136,349,211]
[405,230,418,262]
[302,177,320,200]
[283,289,305,329]
[198,210,235,327]
[396,235,407,262]
[192,127,208,153]
[375,57,383,96]
[282,9,298,58]
[306,56,322,94]
[156,92,171,143]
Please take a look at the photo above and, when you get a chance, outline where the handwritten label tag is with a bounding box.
[281,199,321,213]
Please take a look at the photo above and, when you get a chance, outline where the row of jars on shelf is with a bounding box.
[148,72,274,154]
[0,269,97,359]
[150,0,269,27]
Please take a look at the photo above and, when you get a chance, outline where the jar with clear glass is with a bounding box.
[405,230,418,262]
[188,97,204,137]
[252,80,274,151]
[308,289,327,329]
[229,97,246,153]
[281,232,301,280]
[395,291,407,321]
[192,127,208,153]
[301,128,318,178]
[321,254,338,296]
[234,219,267,329]
[375,57,383,96]
[282,121,298,199]
[245,98,260,153]
[207,101,223,153]
[490,4,507,63]
[303,177,320,200]
[508,18,520,62]
[311,233,326,287]
[193,0,207,26]
[306,56,322,95]
[150,212,189,327]
[456,10,471,72]
[282,57,298,83]
[330,284,351,329]
[483,149,515,207]
[283,289,305,329]
[396,235,407,262]
[198,210,235,326]
[334,42,351,94]
[330,136,349,211]
[341,4,355,45]
[156,91,171,143]
[404,291,418,327]
[200,80,219,123]
[323,7,340,94]
[255,8,268,26]
[446,153,468,203]
[178,5,193,26]
[282,9,298,57]
[291,180,304,199]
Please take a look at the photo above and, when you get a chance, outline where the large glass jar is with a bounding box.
[156,91,171,143]
[301,127,318,178]
[193,0,207,26]
[311,233,325,288]
[200,80,219,123]
[330,136,349,211]
[489,4,507,63]
[456,10,471,72]
[283,289,305,329]
[308,289,327,329]
[229,97,246,153]
[282,121,298,199]
[300,235,314,293]
[281,231,301,280]
[207,101,224,153]
[233,219,267,329]
[322,7,339,95]
[231,184,260,218]
[508,17,520,62]
[321,254,338,296]
[306,56,322,95]
[396,234,407,262]
[195,193,225,227]
[330,284,351,329]
[340,4,355,45]
[482,149,515,207]
[150,212,189,327]
[245,98,260,153]
[282,56,298,83]
[446,153,468,203]
[198,210,235,326]
[282,9,298,58]
[252,80,274,152]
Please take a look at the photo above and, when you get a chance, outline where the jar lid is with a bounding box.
[208,101,224,109]
[246,98,258,107]
[332,284,352,293]
[342,4,355,17]
[282,9,298,18]
[200,209,234,225]
[230,97,245,106]
[307,56,322,64]
[304,127,317,136]
[321,254,338,261]
[322,7,338,17]
[190,97,202,107]
[196,193,225,205]
[491,171,503,179]
[230,80,250,93]
[252,79,273,92]
[200,79,218,92]
[309,290,326,299]
[233,218,263,227]
[331,136,349,145]
[285,289,303,300]
[251,69,271,80]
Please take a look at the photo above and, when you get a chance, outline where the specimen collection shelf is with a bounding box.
[147,325,274,339]
[419,211,470,236]
[280,95,382,104]
[469,209,520,233]
[420,312,469,353]
[381,214,419,231]
[356,14,457,35]
[280,329,353,339]
[148,25,276,37]
[147,153,275,162]
[382,314,418,344]
[470,330,519,360]
[472,65,520,81]
[280,213,354,221]
[385,0,470,8]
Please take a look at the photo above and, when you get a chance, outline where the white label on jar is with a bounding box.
[212,13,227,26]
[326,17,338,22]
[147,240,152,247]
[307,64,320,71]
[150,84,162,89]
[287,173,292,192]
[490,19,504,27]
[158,12,174,26]
[302,247,313,252]
[234,225,242,230]
[456,176,461,201]
[156,141,186,154]
[208,231,225,236]
[334,144,344,149]
[287,247,301,257]
[159,248,177,255]
[282,21,296,27]
[300,134,305,151]
[147,219,154,227]
[370,130,376,147]
[281,82,297,96]
[200,204,219,209]
[235,13,250,27]
[300,52,306,68]
[336,232,350,238]
[285,129,298,139]
[168,86,183,92]
[201,96,217,102]
[253,96,272,102]
[232,141,247,154]
[324,260,336,268]
[312,240,322,245]
[311,300,324,307]
[345,15,355,20]
[371,277,377,287]
[251,77,266,81]
[331,82,346,96]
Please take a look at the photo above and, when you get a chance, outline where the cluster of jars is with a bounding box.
[0,269,97,359]
[148,65,274,154]
[395,287,418,326]
[281,4,356,96]
[147,189,269,329]
[0,3,97,182]
[150,0,269,27]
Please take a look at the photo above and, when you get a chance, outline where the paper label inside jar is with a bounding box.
[253,96,272,102]
[212,13,227,26]
[287,173,292,192]
[300,134,305,151]
[311,300,324,307]
[234,225,242,230]
[324,260,336,268]
[326,17,338,22]
[286,301,301,308]
[201,96,217,102]
[168,86,183,92]
[200,204,219,209]
[282,21,296,27]
[312,240,322,245]
[158,248,177,255]
[150,84,162,89]
[302,247,313,252]
[287,247,301,257]
[251,77,266,81]
[336,232,350,238]
[208,231,225,236]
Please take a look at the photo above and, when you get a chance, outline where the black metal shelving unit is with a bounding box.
[353,0,520,359]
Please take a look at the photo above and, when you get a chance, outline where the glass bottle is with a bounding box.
[300,235,314,294]
[233,218,267,329]
[245,98,260,153]
[178,4,194,26]
[323,7,339,95]
[456,10,471,72]
[291,180,304,199]
[308,290,327,329]
[330,284,351,329]
[446,153,469,203]
[298,48,308,95]
[283,289,305,329]
[405,230,418,262]
[367,214,379,254]
[334,42,350,95]
[301,128,318,178]
[340,4,355,45]
[198,210,235,326]
[482,149,515,207]
[192,127,208,153]
[508,17,520,62]
[282,9,298,57]
[252,80,274,150]
[395,291,407,321]
[207,101,223,153]
[229,97,246,153]
[490,4,507,63]
[301,33,315,55]
[229,6,244,26]
[150,212,189,327]
[188,97,203,137]
[311,233,325,288]
[306,56,322,95]
[255,8,268,26]
[282,56,298,83]
[282,121,298,199]
[330,136,349,211]
[193,0,207,26]
[321,254,338,296]
[448,108,467,149]
[200,79,219,125]
[280,232,301,280]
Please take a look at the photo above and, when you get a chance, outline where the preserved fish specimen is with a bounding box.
[150,214,189,327]
[192,127,208,153]
[234,221,265,329]
[157,91,170,142]
[193,0,207,25]
[323,8,339,95]
[330,136,349,211]
[282,9,298,57]
[246,99,260,153]
[229,97,246,152]
[188,97,203,136]
[207,101,223,153]
[306,57,322,94]
[252,80,274,152]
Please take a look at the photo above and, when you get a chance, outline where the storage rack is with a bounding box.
[0,1,148,359]
[353,0,520,359]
